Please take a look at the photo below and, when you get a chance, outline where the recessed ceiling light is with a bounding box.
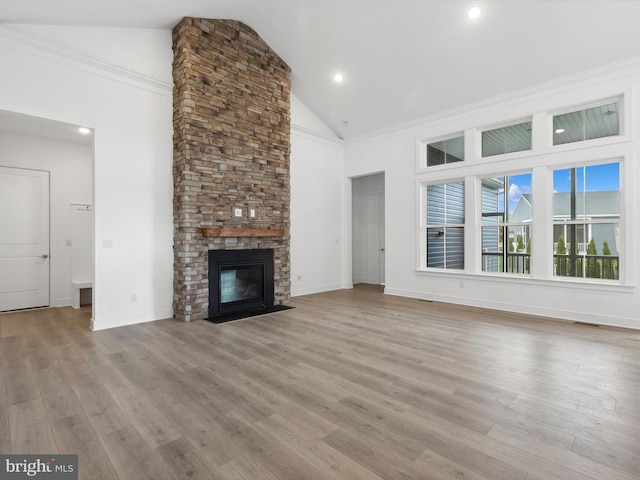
[78,127,91,135]
[334,73,344,83]
[555,128,566,134]
[467,6,482,19]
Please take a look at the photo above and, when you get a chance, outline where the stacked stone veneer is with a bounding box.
[172,18,291,321]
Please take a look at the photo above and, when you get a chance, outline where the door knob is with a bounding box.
[42,254,49,259]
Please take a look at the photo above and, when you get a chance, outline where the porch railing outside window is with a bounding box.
[554,254,619,279]
[481,173,532,275]
[552,162,620,281]
[482,252,530,274]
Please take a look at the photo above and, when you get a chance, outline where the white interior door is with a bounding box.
[0,167,50,311]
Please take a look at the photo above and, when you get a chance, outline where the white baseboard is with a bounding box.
[54,298,72,307]
[91,309,173,331]
[291,284,350,297]
[384,288,640,330]
[352,277,380,285]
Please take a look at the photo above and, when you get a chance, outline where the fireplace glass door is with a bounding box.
[220,264,264,306]
[208,248,275,318]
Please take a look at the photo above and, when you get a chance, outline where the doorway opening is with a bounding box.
[351,172,385,288]
[0,110,94,320]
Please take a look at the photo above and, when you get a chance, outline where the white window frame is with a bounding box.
[415,93,632,289]
[419,178,465,271]
[479,171,533,276]
[423,181,465,270]
[417,132,465,171]
[551,97,623,147]
[550,160,622,282]
[479,117,533,158]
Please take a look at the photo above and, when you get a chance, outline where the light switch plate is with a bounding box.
[234,208,243,217]
[250,209,256,218]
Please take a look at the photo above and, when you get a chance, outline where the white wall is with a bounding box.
[7,25,172,82]
[344,60,640,330]
[352,173,384,284]
[0,25,174,330]
[0,24,348,325]
[0,131,92,307]
[290,94,347,296]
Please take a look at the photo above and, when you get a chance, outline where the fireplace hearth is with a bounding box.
[208,249,275,319]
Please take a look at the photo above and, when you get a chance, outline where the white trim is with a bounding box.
[416,180,423,271]
[412,267,634,291]
[291,283,351,297]
[555,218,620,225]
[384,287,639,330]
[415,142,627,283]
[421,180,466,270]
[413,135,631,183]
[54,297,72,307]
[0,25,172,96]
[416,131,465,172]
[347,55,640,146]
[549,95,623,118]
[478,116,533,135]
[620,152,632,285]
[91,309,173,331]
[291,123,343,146]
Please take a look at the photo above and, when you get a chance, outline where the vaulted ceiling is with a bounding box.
[2,0,640,140]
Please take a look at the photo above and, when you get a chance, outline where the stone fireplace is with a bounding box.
[172,18,291,321]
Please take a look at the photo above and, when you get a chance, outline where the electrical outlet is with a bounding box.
[131,293,138,302]
[102,239,113,248]
[297,275,302,281]
[234,207,243,217]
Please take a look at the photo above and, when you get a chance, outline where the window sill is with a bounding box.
[415,269,635,293]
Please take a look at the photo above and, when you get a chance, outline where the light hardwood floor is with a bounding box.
[1,285,639,479]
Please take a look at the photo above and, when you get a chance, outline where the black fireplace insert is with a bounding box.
[208,249,274,319]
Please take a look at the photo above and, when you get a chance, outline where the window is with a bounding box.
[426,136,464,167]
[482,121,532,157]
[425,182,464,269]
[417,95,627,284]
[552,162,620,279]
[553,102,620,145]
[481,173,532,274]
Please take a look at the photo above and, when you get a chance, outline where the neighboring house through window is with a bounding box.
[481,173,532,274]
[418,96,625,284]
[425,181,464,269]
[552,162,620,279]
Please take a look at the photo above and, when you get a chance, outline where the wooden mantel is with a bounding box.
[202,227,285,238]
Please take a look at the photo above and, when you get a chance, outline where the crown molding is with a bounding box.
[0,25,172,96]
[291,123,344,147]
[347,55,640,146]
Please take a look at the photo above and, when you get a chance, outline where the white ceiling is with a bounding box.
[2,0,640,140]
[0,109,93,145]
